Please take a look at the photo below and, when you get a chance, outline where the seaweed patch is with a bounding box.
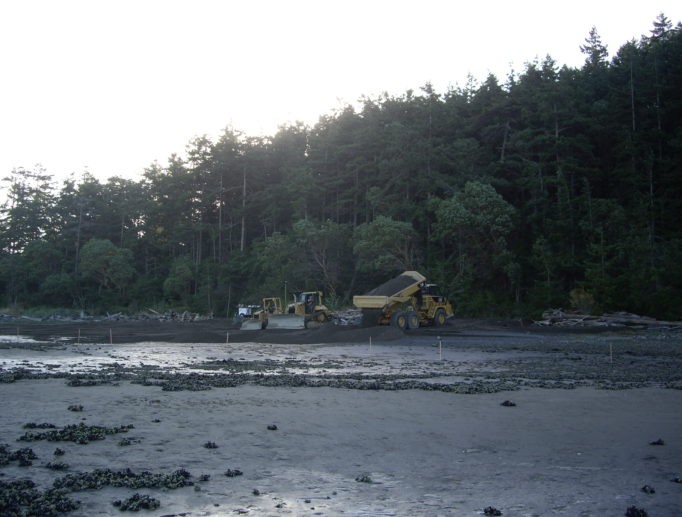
[53,468,194,491]
[18,423,134,444]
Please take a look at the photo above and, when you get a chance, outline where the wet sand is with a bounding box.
[1,322,681,516]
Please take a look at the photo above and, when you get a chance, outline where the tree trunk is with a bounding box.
[240,166,246,252]
[218,174,223,264]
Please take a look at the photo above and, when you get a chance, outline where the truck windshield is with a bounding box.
[298,293,317,304]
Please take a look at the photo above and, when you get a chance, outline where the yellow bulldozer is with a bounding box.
[352,271,453,329]
[240,292,332,330]
[240,297,283,330]
[285,291,332,327]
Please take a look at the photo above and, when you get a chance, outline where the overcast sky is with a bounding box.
[1,0,680,185]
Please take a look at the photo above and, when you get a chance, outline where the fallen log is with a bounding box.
[536,308,682,330]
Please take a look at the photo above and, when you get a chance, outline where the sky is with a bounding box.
[1,0,681,185]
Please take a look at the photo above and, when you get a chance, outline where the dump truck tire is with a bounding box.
[434,308,446,327]
[407,312,420,329]
[391,312,408,330]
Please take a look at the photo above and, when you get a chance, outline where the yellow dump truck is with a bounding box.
[352,271,453,329]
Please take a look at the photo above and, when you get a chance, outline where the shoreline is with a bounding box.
[2,328,681,516]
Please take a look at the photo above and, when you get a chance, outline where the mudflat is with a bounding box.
[1,320,681,516]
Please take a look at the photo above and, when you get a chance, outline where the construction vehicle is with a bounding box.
[352,271,453,329]
[241,292,332,330]
[235,304,261,320]
[240,297,283,330]
[285,291,332,327]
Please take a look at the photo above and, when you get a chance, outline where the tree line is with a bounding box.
[2,15,681,319]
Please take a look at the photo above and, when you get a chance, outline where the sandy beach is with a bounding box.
[1,320,681,516]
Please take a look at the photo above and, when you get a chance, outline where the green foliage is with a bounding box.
[569,288,595,314]
[0,167,54,253]
[252,232,302,298]
[433,181,514,246]
[1,16,681,318]
[353,216,418,274]
[432,181,515,296]
[79,238,135,294]
[293,219,352,298]
[39,273,76,307]
[163,257,194,302]
[20,305,81,319]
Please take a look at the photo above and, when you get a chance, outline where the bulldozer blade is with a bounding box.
[240,319,264,330]
[264,314,306,329]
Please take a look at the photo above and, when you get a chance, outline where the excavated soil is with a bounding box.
[0,319,411,345]
[0,316,610,347]
[364,272,421,296]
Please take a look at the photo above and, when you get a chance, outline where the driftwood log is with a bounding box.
[536,309,682,330]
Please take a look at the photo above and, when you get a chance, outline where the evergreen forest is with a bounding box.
[2,15,681,320]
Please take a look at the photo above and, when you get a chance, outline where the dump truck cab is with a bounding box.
[413,283,453,327]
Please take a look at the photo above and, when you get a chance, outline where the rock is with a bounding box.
[53,468,193,491]
[46,461,69,470]
[649,438,665,446]
[267,424,278,431]
[484,507,502,516]
[113,493,160,511]
[641,485,655,494]
[0,479,80,514]
[23,422,57,429]
[18,422,134,445]
[625,506,648,517]
[500,400,516,407]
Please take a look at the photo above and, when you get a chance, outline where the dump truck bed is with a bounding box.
[353,271,426,309]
